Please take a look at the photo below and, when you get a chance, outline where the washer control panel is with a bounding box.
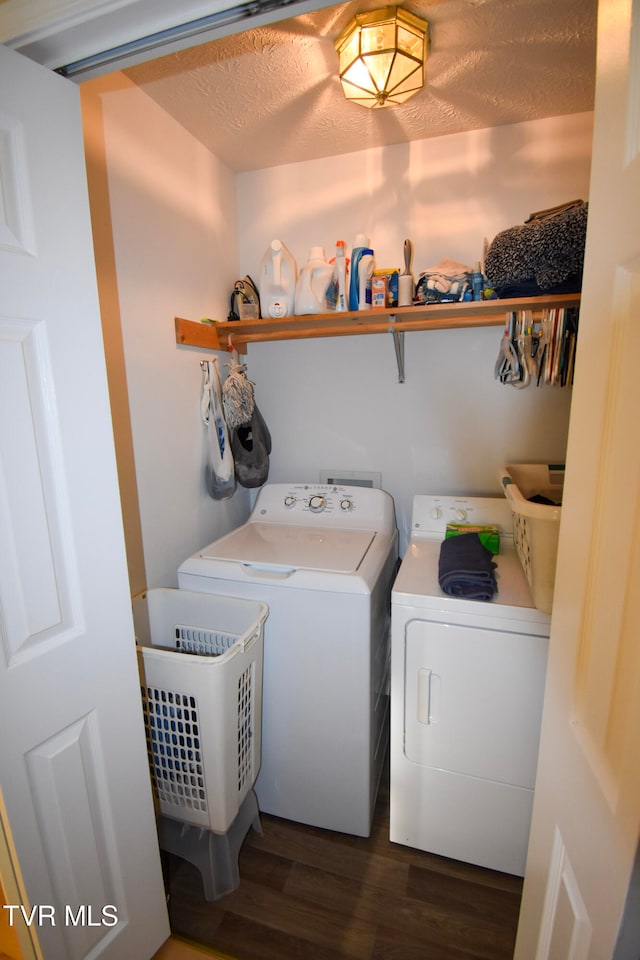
[251,483,395,534]
[277,484,355,516]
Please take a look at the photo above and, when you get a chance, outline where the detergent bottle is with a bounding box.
[294,246,334,315]
[258,239,297,318]
[349,233,375,311]
[357,251,375,311]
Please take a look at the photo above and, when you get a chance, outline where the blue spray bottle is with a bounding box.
[349,233,374,311]
[471,261,485,301]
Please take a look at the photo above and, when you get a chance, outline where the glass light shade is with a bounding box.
[335,5,429,108]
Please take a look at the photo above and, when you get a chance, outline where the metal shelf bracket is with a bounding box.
[389,315,405,383]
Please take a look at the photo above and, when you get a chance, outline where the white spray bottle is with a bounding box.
[334,240,348,312]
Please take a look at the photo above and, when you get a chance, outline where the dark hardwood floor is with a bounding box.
[165,762,522,960]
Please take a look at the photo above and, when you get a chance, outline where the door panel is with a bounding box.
[0,317,77,659]
[515,0,640,955]
[536,829,592,960]
[26,716,123,960]
[0,43,169,960]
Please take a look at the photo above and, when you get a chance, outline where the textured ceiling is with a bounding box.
[124,0,597,173]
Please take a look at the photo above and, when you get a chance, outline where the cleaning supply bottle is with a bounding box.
[294,246,334,315]
[471,261,485,301]
[357,251,375,310]
[333,240,348,312]
[349,233,375,311]
[258,239,297,318]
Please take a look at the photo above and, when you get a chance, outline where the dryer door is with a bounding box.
[404,618,548,788]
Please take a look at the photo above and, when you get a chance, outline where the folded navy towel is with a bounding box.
[438,532,498,601]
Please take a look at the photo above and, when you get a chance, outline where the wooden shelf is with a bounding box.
[175,293,581,355]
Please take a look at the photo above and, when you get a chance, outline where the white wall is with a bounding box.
[98,79,250,588]
[237,113,593,272]
[92,101,593,581]
[237,113,593,548]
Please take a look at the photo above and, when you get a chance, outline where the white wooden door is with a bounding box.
[0,44,169,960]
[514,0,640,956]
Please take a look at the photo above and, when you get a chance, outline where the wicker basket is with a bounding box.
[499,464,564,614]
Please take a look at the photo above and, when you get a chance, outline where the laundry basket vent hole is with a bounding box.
[513,513,533,580]
[237,664,255,791]
[140,685,207,814]
[174,626,238,656]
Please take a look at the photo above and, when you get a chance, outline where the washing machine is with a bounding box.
[390,494,550,876]
[178,482,398,837]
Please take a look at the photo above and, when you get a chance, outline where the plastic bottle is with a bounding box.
[258,239,297,318]
[294,246,334,315]
[358,252,375,311]
[334,240,348,312]
[471,261,485,301]
[349,233,375,311]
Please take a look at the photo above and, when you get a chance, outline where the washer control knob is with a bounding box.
[284,495,296,507]
[431,506,442,520]
[455,508,468,521]
[309,495,326,512]
[340,498,353,511]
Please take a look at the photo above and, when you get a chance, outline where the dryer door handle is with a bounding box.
[417,668,432,724]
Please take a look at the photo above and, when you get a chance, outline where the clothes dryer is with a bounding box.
[178,483,398,837]
[390,494,550,875]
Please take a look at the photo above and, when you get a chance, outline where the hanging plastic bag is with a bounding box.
[201,358,236,499]
[231,404,272,489]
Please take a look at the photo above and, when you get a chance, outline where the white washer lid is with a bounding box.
[200,522,376,574]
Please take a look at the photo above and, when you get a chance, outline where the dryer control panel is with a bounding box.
[251,483,396,534]
[411,495,514,538]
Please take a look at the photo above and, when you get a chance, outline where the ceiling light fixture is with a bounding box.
[334,5,429,109]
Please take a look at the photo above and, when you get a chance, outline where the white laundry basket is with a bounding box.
[135,589,267,834]
[499,464,564,614]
